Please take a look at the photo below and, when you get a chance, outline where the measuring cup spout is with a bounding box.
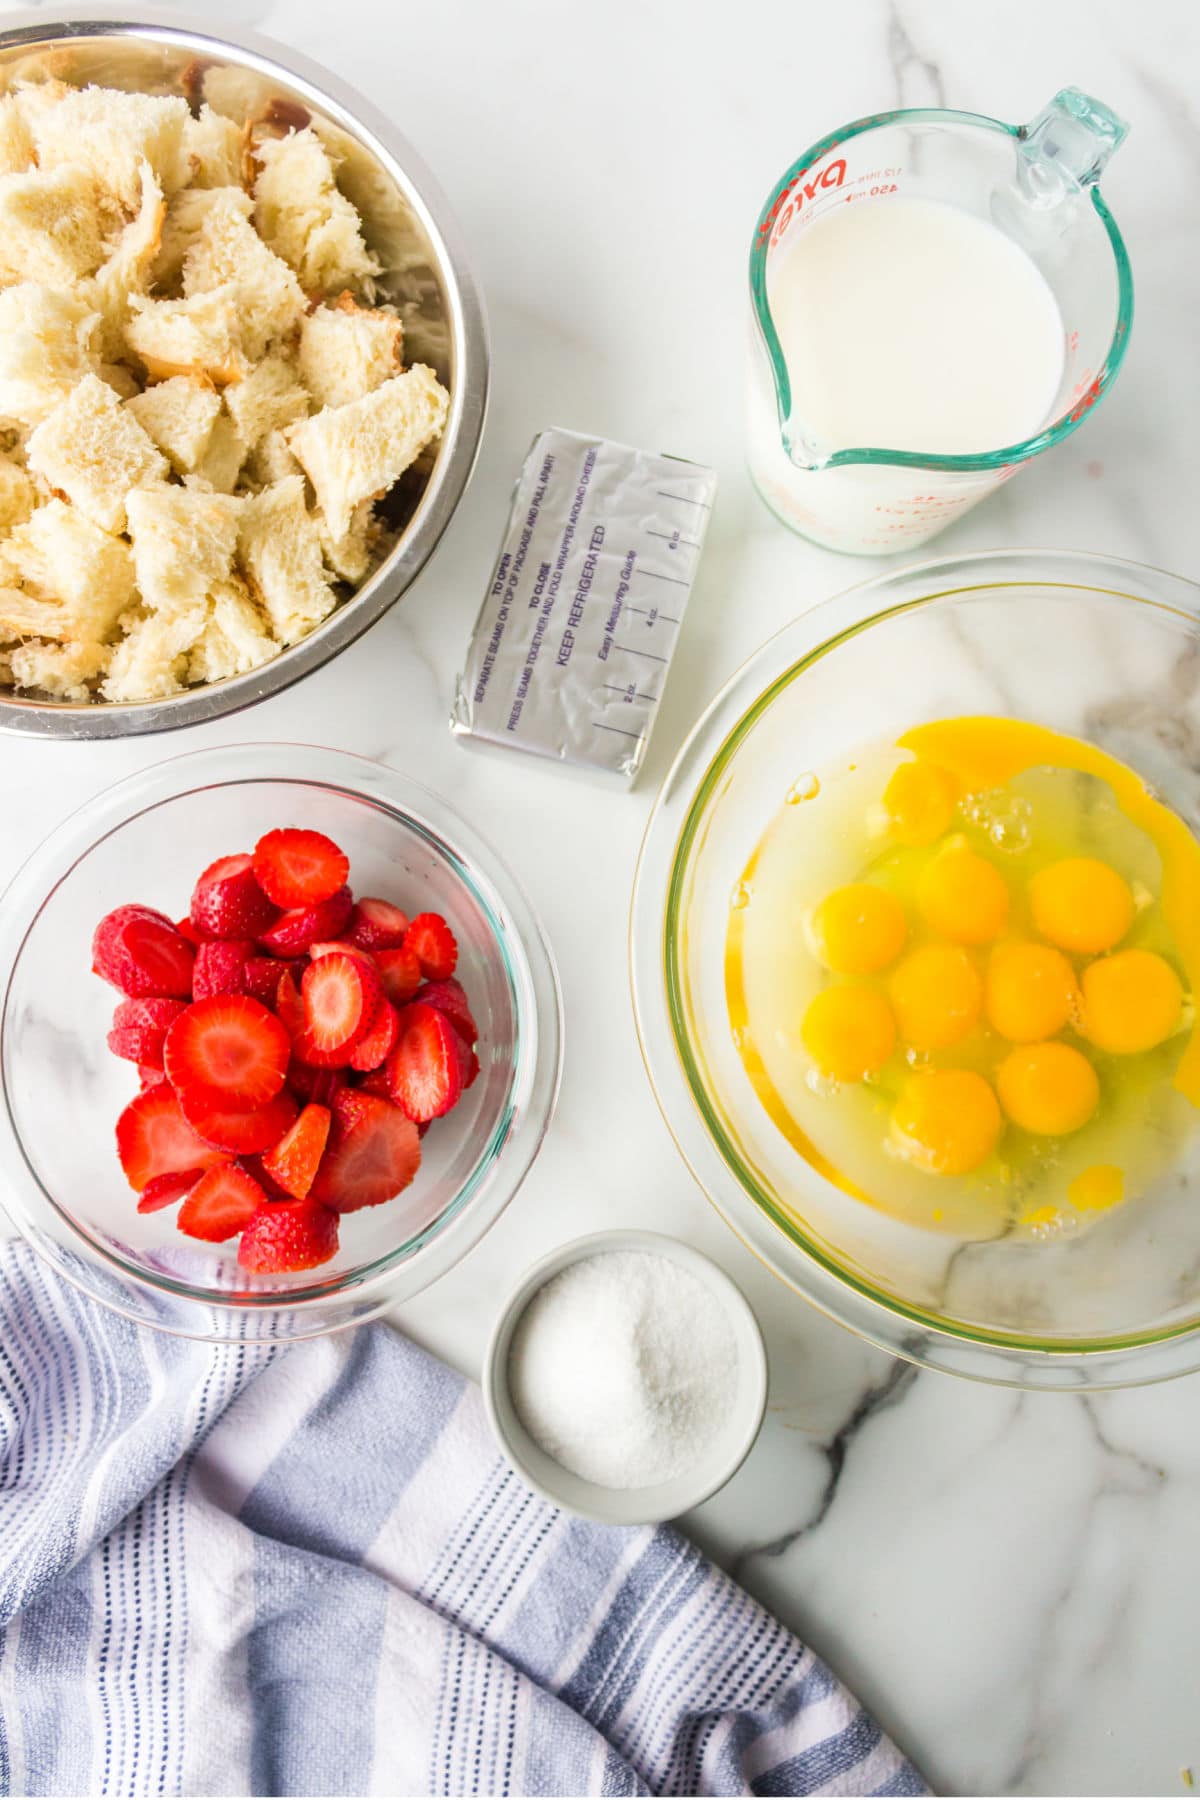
[1017,88,1129,205]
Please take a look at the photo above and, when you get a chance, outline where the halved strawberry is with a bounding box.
[164,995,290,1107]
[403,913,458,981]
[136,1168,203,1214]
[107,996,187,1068]
[116,1087,227,1191]
[178,1163,269,1242]
[301,952,382,1058]
[415,978,477,1047]
[190,854,278,941]
[349,897,410,952]
[347,1000,399,1072]
[258,887,353,955]
[93,906,196,999]
[238,1199,340,1273]
[375,945,421,1006]
[192,940,256,1001]
[286,1060,345,1106]
[175,916,203,947]
[385,1002,468,1122]
[260,1102,331,1200]
[275,968,307,1039]
[243,955,304,1005]
[311,1092,421,1212]
[308,939,376,967]
[139,1064,168,1090]
[253,829,350,909]
[179,1084,298,1155]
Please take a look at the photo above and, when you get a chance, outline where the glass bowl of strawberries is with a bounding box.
[0,743,561,1341]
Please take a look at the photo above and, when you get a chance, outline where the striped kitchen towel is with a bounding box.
[0,1242,925,1798]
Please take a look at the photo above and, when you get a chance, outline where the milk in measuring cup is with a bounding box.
[770,198,1064,458]
[748,195,1066,553]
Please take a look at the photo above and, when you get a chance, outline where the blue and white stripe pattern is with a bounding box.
[0,1243,925,1797]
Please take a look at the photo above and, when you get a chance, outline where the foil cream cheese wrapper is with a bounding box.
[451,427,717,785]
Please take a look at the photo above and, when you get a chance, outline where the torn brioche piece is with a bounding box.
[298,294,402,410]
[0,93,34,176]
[0,165,107,285]
[28,85,192,215]
[0,283,101,427]
[10,637,110,701]
[191,415,246,494]
[153,184,253,290]
[85,161,166,362]
[0,456,36,531]
[222,352,309,449]
[184,104,245,189]
[102,610,204,704]
[253,127,379,295]
[127,374,222,475]
[244,429,302,490]
[237,475,335,645]
[0,498,137,642]
[183,190,304,359]
[286,364,449,539]
[125,284,248,385]
[26,374,167,534]
[126,484,242,613]
[317,501,378,584]
[187,575,279,683]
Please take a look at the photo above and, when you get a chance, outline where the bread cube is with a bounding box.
[0,498,137,642]
[0,456,36,531]
[102,610,204,703]
[126,485,242,613]
[223,353,309,449]
[286,365,449,540]
[244,429,303,490]
[184,104,245,189]
[26,375,167,534]
[9,637,110,700]
[154,185,253,290]
[317,501,377,584]
[253,127,378,295]
[187,576,279,683]
[85,162,166,361]
[191,415,246,495]
[0,284,101,427]
[183,190,304,359]
[125,285,248,386]
[127,376,222,476]
[0,94,34,176]
[298,296,402,410]
[0,165,107,285]
[29,85,192,214]
[237,475,335,644]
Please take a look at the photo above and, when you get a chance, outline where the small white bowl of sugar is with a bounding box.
[483,1229,768,1525]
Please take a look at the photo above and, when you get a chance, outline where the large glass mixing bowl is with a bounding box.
[0,745,561,1342]
[632,550,1200,1388]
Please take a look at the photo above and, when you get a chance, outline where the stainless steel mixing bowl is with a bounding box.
[0,8,488,739]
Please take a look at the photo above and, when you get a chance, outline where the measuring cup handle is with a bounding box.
[1017,88,1129,202]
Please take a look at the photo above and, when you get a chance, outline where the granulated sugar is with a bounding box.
[507,1249,739,1490]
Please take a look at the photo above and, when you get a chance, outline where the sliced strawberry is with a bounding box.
[356,1065,392,1099]
[179,1084,298,1155]
[93,905,196,999]
[192,939,256,1000]
[116,1086,226,1192]
[375,945,421,1006]
[253,828,350,909]
[415,978,478,1047]
[238,1199,340,1273]
[403,912,458,981]
[178,1162,269,1242]
[260,1102,331,1200]
[138,1063,168,1090]
[302,953,382,1056]
[164,995,290,1107]
[287,1060,345,1106]
[311,1092,421,1212]
[385,1002,467,1123]
[308,939,376,967]
[243,955,304,1005]
[190,853,278,941]
[258,887,353,955]
[347,1000,399,1072]
[275,968,307,1039]
[136,1168,203,1214]
[175,916,203,947]
[107,996,187,1067]
[349,897,410,952]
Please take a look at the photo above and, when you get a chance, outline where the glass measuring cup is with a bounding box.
[747,90,1133,554]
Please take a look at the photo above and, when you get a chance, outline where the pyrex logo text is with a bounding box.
[761,158,848,247]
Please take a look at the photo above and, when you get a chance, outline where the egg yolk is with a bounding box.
[986,942,1079,1043]
[996,1041,1100,1136]
[1081,949,1184,1055]
[917,844,1010,944]
[890,1069,1001,1175]
[1068,1164,1125,1213]
[810,883,906,975]
[801,985,896,1082]
[882,759,957,847]
[1028,856,1134,955]
[889,943,982,1049]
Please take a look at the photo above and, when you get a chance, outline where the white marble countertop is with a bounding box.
[2,1,1199,1793]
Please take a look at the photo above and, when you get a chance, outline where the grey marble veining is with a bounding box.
[0,1,1198,1794]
